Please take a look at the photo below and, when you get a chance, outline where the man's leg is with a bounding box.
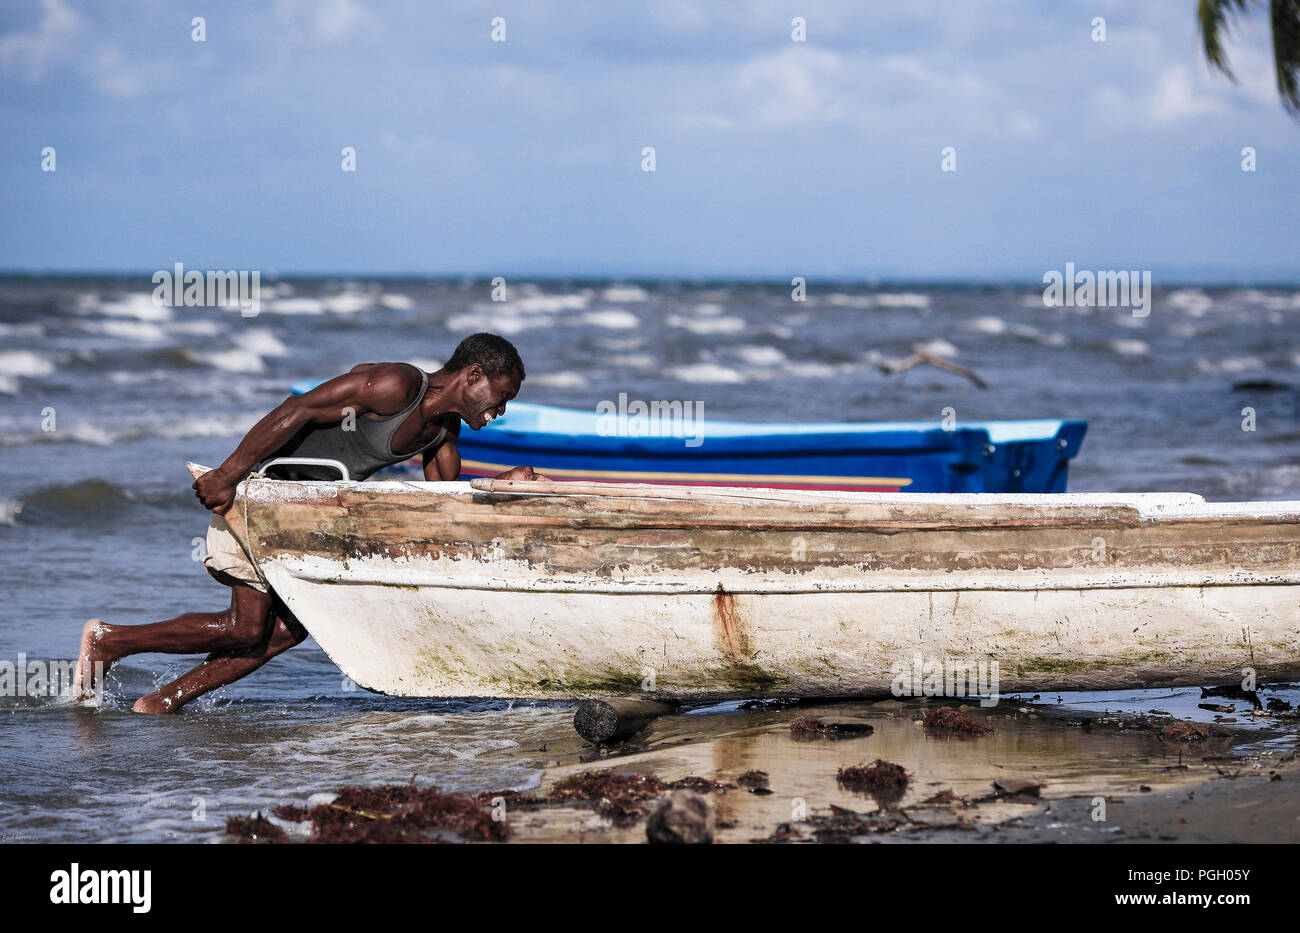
[133,611,308,714]
[74,582,274,700]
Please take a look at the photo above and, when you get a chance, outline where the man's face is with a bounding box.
[461,365,521,430]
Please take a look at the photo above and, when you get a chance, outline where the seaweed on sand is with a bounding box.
[837,759,909,795]
[233,769,742,842]
[226,784,509,844]
[922,707,993,735]
[737,770,770,792]
[549,770,668,826]
[312,784,508,843]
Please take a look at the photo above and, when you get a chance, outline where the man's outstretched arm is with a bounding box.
[195,365,419,513]
[422,441,548,483]
[423,438,461,481]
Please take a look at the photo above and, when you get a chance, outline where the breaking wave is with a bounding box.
[0,412,261,447]
[1108,339,1150,357]
[666,363,746,383]
[8,479,197,523]
[666,314,747,335]
[182,348,265,373]
[825,292,931,310]
[510,293,589,314]
[445,311,551,336]
[527,371,588,389]
[601,286,649,303]
[0,350,55,378]
[734,345,786,365]
[580,310,639,329]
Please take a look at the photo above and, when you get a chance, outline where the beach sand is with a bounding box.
[230,695,1300,844]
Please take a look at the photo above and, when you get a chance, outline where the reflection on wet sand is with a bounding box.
[510,699,1266,843]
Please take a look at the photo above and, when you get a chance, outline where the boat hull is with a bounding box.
[286,386,1087,492]
[448,408,1087,494]
[199,468,1300,700]
[260,574,1300,699]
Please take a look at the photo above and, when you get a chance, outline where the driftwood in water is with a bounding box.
[574,697,678,744]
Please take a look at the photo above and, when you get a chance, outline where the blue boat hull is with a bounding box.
[289,381,1086,493]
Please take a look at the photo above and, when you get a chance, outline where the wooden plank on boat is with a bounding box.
[453,477,1166,528]
[470,477,830,504]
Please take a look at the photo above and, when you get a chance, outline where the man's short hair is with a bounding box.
[445,333,525,380]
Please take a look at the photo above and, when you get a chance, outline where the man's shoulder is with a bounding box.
[351,360,422,381]
[353,362,424,412]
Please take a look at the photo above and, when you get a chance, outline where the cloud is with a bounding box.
[1149,66,1226,122]
[0,0,82,81]
[273,0,374,44]
[84,45,156,99]
[1004,110,1044,141]
[733,45,847,128]
[671,45,1006,136]
[1,1,1296,278]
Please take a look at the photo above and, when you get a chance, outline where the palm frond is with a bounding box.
[1199,0,1252,78]
[1270,0,1300,112]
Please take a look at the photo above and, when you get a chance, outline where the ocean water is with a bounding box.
[1,276,1298,842]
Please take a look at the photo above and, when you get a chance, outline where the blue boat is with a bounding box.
[289,380,1086,493]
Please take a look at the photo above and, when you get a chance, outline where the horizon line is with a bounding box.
[1,268,1298,289]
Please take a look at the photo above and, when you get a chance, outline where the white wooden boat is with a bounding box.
[188,464,1300,700]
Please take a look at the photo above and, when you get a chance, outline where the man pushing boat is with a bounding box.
[73,332,545,713]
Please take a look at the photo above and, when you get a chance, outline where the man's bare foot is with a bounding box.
[132,693,176,715]
[73,619,116,701]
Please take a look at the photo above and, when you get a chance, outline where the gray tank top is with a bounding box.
[261,366,450,481]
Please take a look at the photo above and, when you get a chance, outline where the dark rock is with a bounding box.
[646,789,715,844]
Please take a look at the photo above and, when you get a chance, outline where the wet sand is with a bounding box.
[233,692,1300,843]
[953,759,1300,844]
[507,699,1297,844]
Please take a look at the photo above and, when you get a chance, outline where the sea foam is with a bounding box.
[667,363,746,383]
[602,286,649,303]
[184,348,265,373]
[0,350,55,378]
[666,314,747,335]
[581,310,639,329]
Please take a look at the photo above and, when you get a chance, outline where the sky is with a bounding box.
[1,0,1297,282]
